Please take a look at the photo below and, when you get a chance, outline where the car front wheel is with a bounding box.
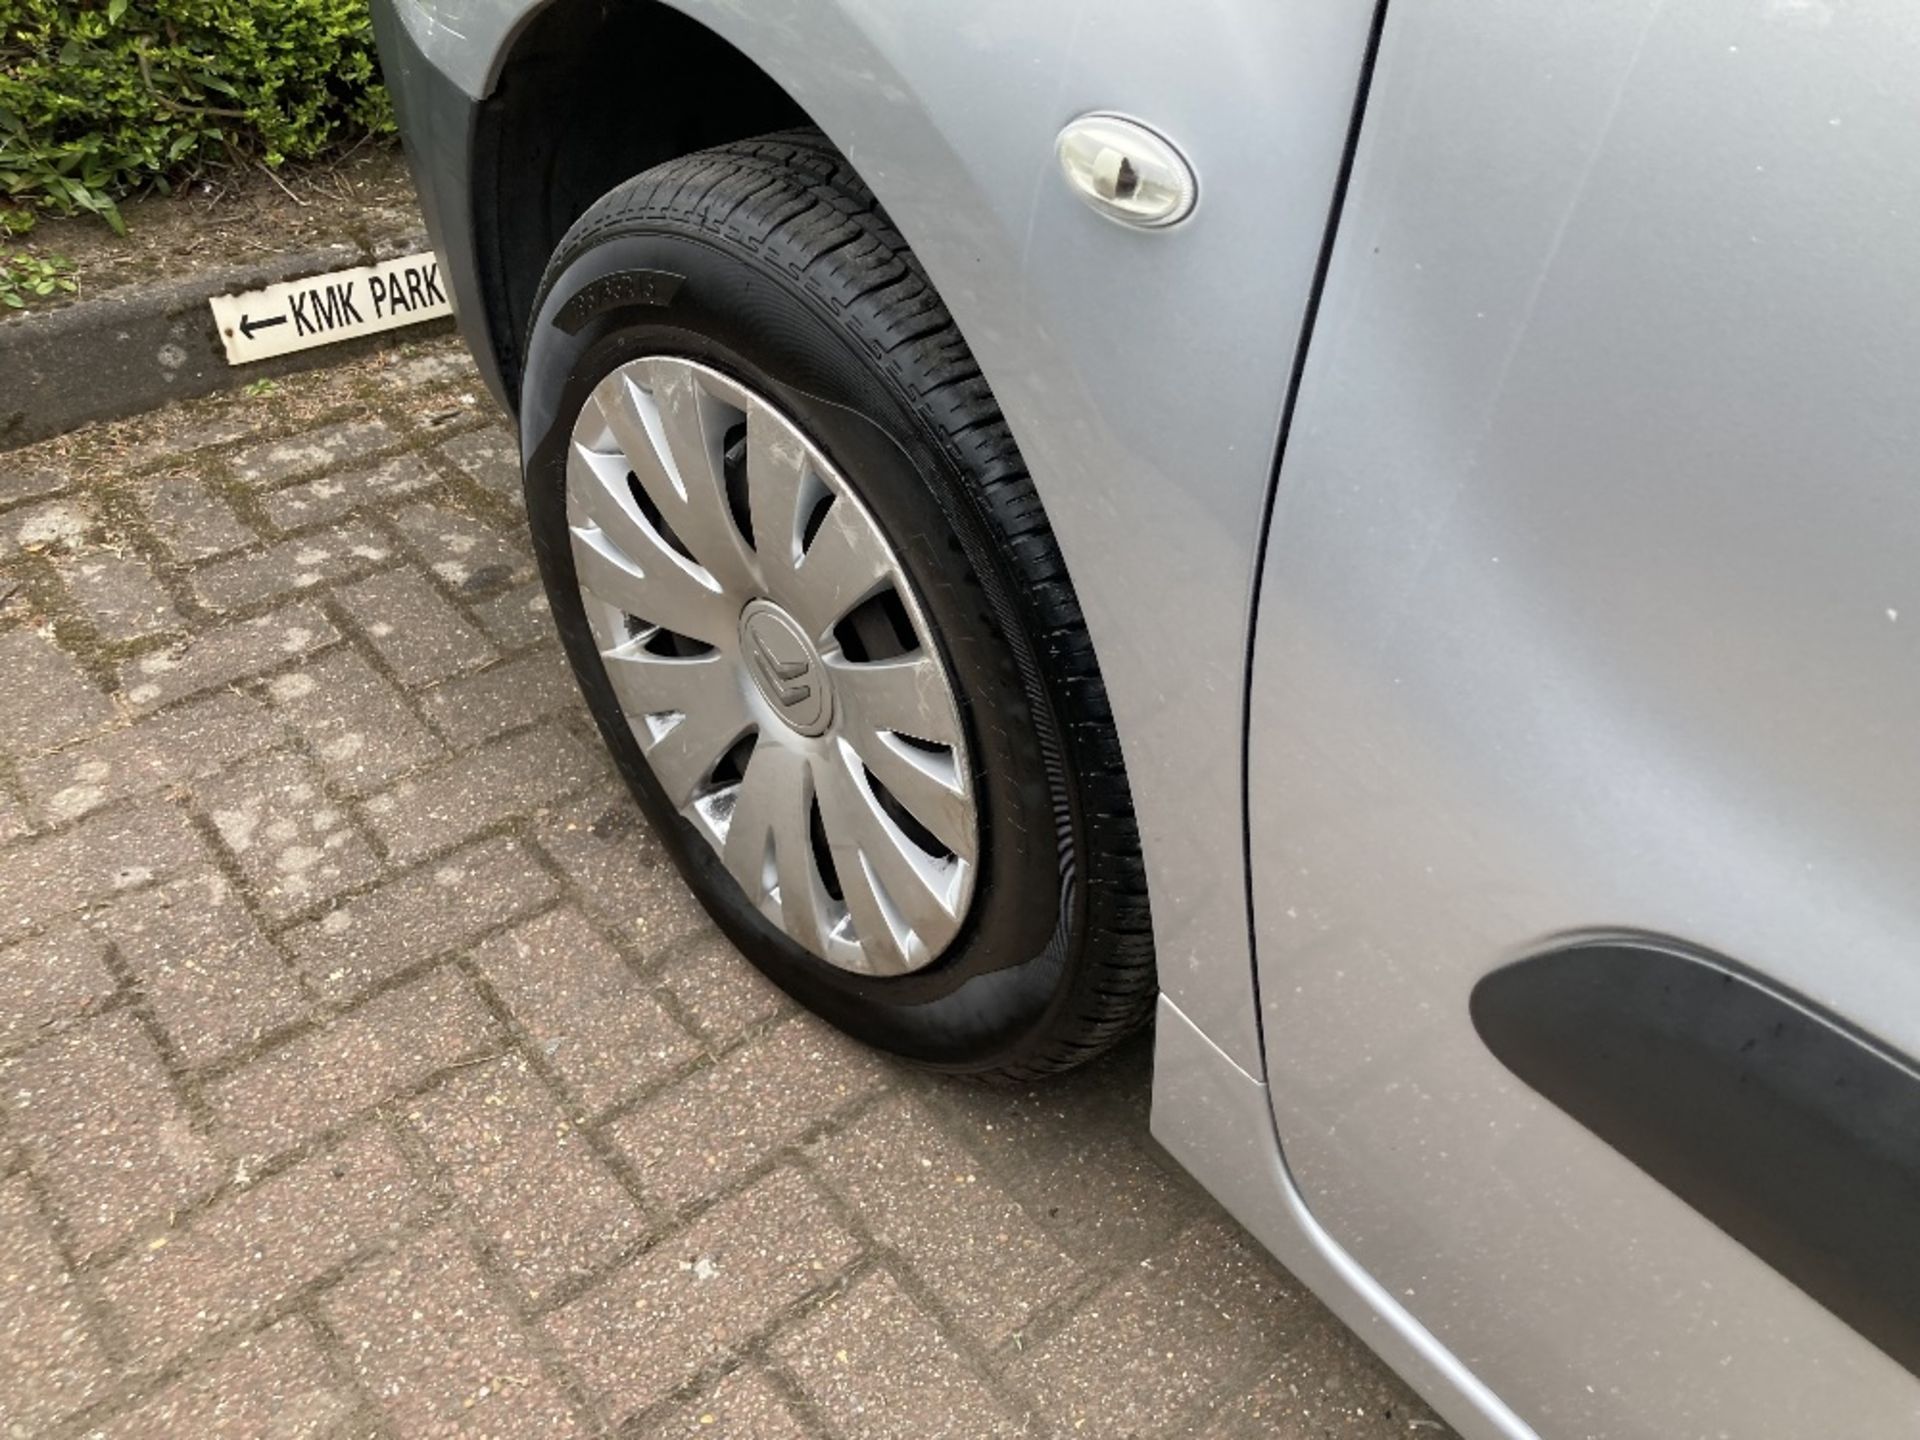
[518,131,1153,1079]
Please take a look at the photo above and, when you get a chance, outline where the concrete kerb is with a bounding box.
[2,230,455,451]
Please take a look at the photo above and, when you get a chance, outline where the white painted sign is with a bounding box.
[208,251,452,365]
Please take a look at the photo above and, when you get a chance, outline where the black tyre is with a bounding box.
[519,130,1152,1079]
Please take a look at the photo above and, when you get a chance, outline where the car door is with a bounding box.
[1247,1,1920,1436]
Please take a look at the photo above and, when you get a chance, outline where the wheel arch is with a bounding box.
[470,0,809,405]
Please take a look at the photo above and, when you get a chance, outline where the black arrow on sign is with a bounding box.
[239,312,287,340]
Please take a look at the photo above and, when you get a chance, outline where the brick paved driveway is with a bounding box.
[0,347,1448,1439]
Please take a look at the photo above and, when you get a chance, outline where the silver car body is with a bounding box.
[378,1,1920,1434]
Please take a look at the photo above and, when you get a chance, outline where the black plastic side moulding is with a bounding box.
[1472,939,1920,1377]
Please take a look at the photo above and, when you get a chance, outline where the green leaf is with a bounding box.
[0,0,391,221]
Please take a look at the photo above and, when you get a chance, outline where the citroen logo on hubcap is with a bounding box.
[739,599,831,735]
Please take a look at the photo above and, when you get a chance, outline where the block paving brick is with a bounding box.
[325,1226,585,1437]
[1196,1321,1451,1440]
[0,453,70,503]
[0,627,117,758]
[122,411,261,471]
[608,1016,892,1211]
[262,451,436,530]
[0,1174,113,1433]
[387,344,476,390]
[418,647,582,746]
[0,796,209,938]
[0,921,116,1052]
[473,907,701,1115]
[6,496,97,557]
[190,518,397,612]
[1,1009,223,1259]
[807,1093,1082,1346]
[656,931,792,1052]
[936,1037,1199,1269]
[88,1317,357,1440]
[93,870,310,1066]
[16,690,281,825]
[99,1127,425,1363]
[207,967,499,1162]
[281,836,557,1002]
[0,788,29,844]
[773,1268,1023,1440]
[116,601,338,711]
[339,566,496,685]
[653,1364,812,1439]
[439,423,521,506]
[199,748,382,919]
[392,499,534,596]
[264,646,447,796]
[533,788,711,948]
[0,361,1448,1440]
[1008,1219,1312,1436]
[547,1167,860,1420]
[408,1055,644,1307]
[229,417,400,486]
[472,581,552,649]
[61,550,181,640]
[133,472,257,561]
[361,719,602,864]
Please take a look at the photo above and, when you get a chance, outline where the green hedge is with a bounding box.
[0,0,392,231]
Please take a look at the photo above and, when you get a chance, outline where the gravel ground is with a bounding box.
[0,345,1450,1439]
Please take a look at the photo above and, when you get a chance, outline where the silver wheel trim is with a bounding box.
[565,356,978,976]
